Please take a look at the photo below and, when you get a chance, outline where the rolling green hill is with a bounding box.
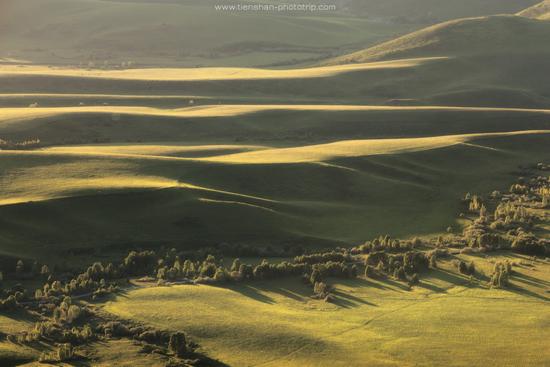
[1,132,549,264]
[0,0,549,264]
[106,253,550,367]
[0,0,414,68]
[322,15,550,108]
[326,15,550,63]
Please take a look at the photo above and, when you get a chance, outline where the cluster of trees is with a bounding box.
[39,343,74,363]
[11,295,197,364]
[156,255,309,284]
[364,251,429,285]
[37,265,119,302]
[459,172,550,256]
[352,235,421,254]
[155,251,361,291]
[465,193,485,213]
[294,251,351,265]
[493,202,533,228]
[511,230,547,256]
[12,320,94,346]
[0,137,41,150]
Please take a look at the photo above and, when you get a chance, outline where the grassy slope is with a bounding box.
[322,15,550,107]
[1,54,549,109]
[325,15,550,63]
[343,0,540,19]
[0,0,414,67]
[0,0,539,67]
[0,0,548,266]
[105,254,550,367]
[1,133,549,263]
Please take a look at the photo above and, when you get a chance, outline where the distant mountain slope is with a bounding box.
[0,0,541,67]
[325,15,550,64]
[342,0,540,20]
[518,0,550,19]
[318,15,550,108]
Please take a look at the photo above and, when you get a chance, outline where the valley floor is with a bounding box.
[104,253,550,367]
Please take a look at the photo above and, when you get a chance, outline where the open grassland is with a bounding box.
[1,133,549,264]
[1,31,550,262]
[2,0,538,68]
[0,59,435,81]
[0,0,418,68]
[10,130,549,164]
[105,254,550,367]
[3,103,550,125]
[2,105,550,147]
[1,56,549,109]
[325,15,550,64]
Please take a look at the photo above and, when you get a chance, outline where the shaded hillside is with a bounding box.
[320,15,550,107]
[326,15,550,63]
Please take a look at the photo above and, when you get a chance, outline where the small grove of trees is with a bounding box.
[39,343,74,363]
[352,235,421,254]
[294,251,350,264]
[490,261,512,288]
[511,231,547,256]
[0,137,41,150]
[364,251,428,285]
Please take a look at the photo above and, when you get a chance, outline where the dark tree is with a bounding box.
[168,332,188,358]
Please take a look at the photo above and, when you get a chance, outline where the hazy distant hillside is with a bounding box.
[0,0,541,67]
[326,15,550,64]
[318,15,550,108]
[518,0,550,19]
[342,0,539,20]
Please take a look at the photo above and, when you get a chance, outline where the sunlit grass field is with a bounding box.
[105,254,550,367]
[1,132,549,263]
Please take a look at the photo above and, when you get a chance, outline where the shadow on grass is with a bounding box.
[508,283,550,302]
[0,309,37,323]
[225,284,275,304]
[513,271,550,288]
[331,289,377,308]
[427,268,469,287]
[269,287,307,302]
[340,277,407,292]
[417,279,447,293]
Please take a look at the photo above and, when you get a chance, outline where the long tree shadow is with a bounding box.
[427,268,470,287]
[0,309,37,323]
[225,284,275,304]
[507,283,550,302]
[513,271,550,287]
[417,279,447,293]
[269,287,307,302]
[334,277,385,290]
[379,277,411,292]
[343,276,407,292]
[331,289,377,308]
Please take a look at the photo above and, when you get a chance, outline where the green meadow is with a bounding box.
[106,253,550,367]
[0,1,549,366]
